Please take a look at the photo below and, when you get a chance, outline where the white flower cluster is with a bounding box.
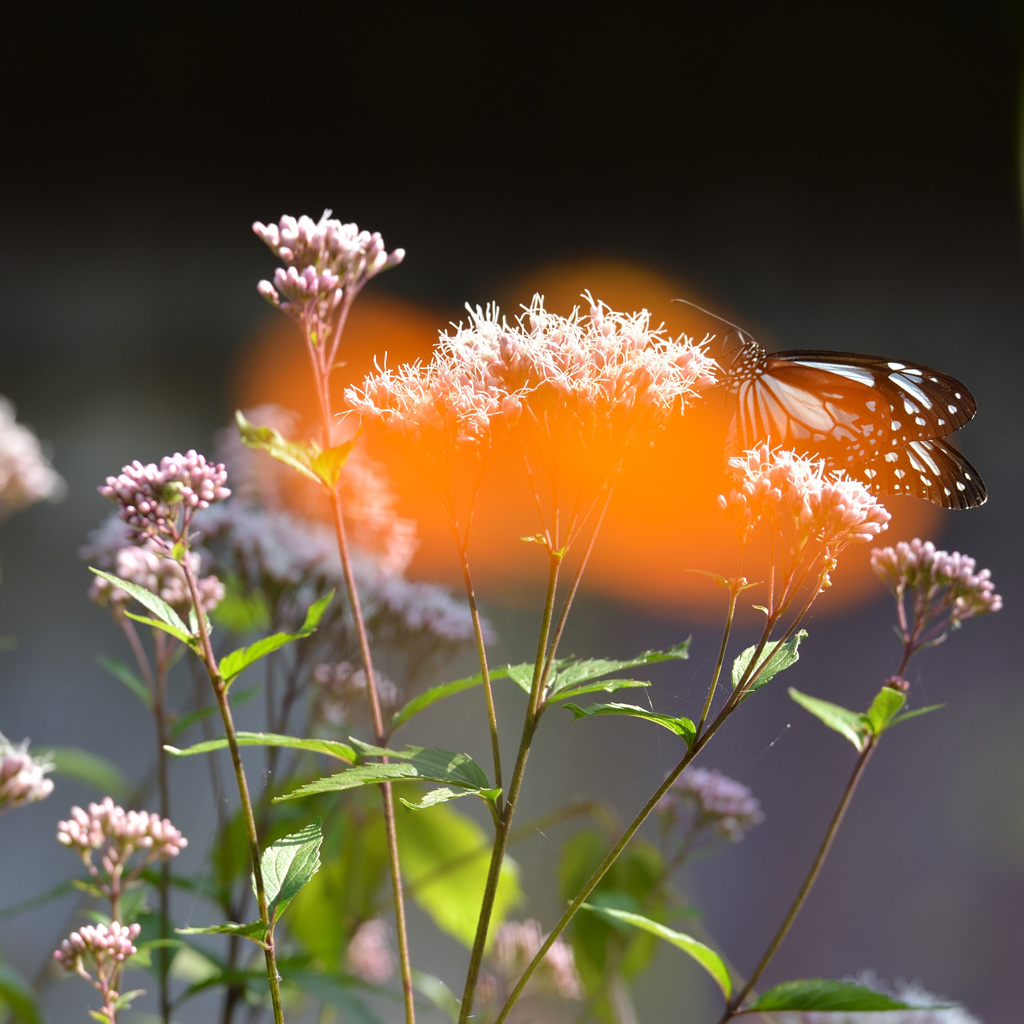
[0,732,54,811]
[54,921,141,973]
[0,397,64,522]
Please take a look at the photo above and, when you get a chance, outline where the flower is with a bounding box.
[99,450,230,545]
[348,294,717,540]
[490,919,583,1001]
[0,397,65,522]
[83,520,225,616]
[345,918,395,985]
[0,733,54,811]
[871,538,1002,627]
[657,766,764,842]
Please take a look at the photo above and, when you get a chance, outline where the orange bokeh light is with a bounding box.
[234,262,940,619]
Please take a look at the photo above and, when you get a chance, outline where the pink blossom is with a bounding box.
[490,918,583,1001]
[0,733,54,811]
[657,766,764,841]
[0,397,65,522]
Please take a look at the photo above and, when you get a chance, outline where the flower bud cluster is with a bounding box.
[99,450,230,543]
[871,538,1002,627]
[253,212,404,324]
[54,920,141,980]
[58,797,187,880]
[0,397,65,522]
[657,766,764,842]
[312,661,401,726]
[0,733,54,811]
[719,444,890,554]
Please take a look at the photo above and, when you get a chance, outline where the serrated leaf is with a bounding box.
[278,744,496,803]
[581,904,731,998]
[401,787,472,810]
[864,687,907,735]
[218,591,333,687]
[505,662,534,694]
[399,803,521,948]
[236,409,322,484]
[48,747,131,801]
[563,703,695,747]
[749,979,920,1013]
[391,667,511,733]
[165,731,356,763]
[254,818,322,921]
[789,689,868,750]
[732,631,807,694]
[90,568,190,635]
[550,677,651,701]
[547,642,691,698]
[97,655,152,709]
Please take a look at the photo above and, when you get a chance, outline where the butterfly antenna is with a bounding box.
[671,297,755,341]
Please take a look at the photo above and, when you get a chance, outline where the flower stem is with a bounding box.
[458,551,562,1023]
[720,737,878,1021]
[179,555,284,1024]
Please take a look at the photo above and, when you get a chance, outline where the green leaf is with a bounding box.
[864,687,906,735]
[789,688,869,751]
[165,731,357,764]
[400,787,477,810]
[563,703,695,747]
[390,667,511,733]
[217,591,333,686]
[283,970,384,1024]
[549,677,651,701]
[505,661,534,694]
[48,747,131,801]
[0,956,49,1024]
[731,631,807,695]
[277,745,498,805]
[581,904,731,999]
[547,641,691,698]
[312,440,357,488]
[749,978,921,1013]
[209,579,272,633]
[412,970,460,1021]
[891,702,945,727]
[89,568,191,636]
[176,920,268,942]
[255,818,323,921]
[97,655,152,709]
[123,610,195,647]
[399,803,521,948]
[236,409,323,485]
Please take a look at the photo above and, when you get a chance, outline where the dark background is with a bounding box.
[0,5,1022,1022]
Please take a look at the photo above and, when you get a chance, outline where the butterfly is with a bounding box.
[719,330,987,509]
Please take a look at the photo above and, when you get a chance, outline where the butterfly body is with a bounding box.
[721,333,987,509]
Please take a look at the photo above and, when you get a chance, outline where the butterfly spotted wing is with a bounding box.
[722,333,987,508]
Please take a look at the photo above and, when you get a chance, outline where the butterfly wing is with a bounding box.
[855,437,988,509]
[724,343,986,508]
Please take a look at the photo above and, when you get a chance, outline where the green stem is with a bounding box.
[179,554,284,1024]
[458,544,503,803]
[720,737,878,1021]
[458,551,563,1023]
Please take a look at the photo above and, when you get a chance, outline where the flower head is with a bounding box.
[99,450,229,546]
[0,397,65,522]
[0,733,54,811]
[657,766,764,842]
[345,918,396,985]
